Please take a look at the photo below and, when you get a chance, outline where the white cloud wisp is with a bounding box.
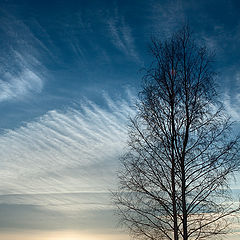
[0,10,46,102]
[0,94,135,213]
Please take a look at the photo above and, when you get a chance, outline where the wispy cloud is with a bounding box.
[0,52,43,101]
[149,0,185,37]
[107,8,140,62]
[0,93,135,213]
[0,10,47,102]
[224,94,240,121]
[222,72,240,121]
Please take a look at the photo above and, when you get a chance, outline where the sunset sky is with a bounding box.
[0,0,240,239]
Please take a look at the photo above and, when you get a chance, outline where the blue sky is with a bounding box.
[0,0,240,239]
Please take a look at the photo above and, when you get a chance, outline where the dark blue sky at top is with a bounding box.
[0,0,240,130]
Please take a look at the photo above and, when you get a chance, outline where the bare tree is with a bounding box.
[113,26,240,240]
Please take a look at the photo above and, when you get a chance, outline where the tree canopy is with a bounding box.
[114,26,240,240]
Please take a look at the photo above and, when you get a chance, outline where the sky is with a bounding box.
[0,0,240,239]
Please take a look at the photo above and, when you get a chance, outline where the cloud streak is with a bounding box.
[149,0,186,37]
[0,93,135,213]
[0,10,46,102]
[222,71,240,122]
[107,8,139,62]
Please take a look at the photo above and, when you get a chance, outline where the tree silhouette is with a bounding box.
[114,26,240,240]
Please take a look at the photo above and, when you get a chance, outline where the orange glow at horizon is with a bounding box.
[0,230,130,240]
[1,229,240,240]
